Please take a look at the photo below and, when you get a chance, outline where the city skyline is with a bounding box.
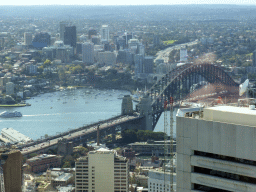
[2,0,256,6]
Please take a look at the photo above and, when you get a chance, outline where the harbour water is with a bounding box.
[0,88,177,140]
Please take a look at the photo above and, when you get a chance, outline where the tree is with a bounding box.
[62,161,71,168]
[71,65,83,74]
[43,59,51,68]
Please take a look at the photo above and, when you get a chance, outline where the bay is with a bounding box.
[0,88,176,140]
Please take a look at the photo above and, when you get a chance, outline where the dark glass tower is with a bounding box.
[64,26,77,48]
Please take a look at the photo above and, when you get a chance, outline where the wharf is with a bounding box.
[0,104,26,107]
[0,135,11,143]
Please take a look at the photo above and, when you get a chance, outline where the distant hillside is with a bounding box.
[0,5,256,21]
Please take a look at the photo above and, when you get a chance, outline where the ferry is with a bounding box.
[0,111,22,118]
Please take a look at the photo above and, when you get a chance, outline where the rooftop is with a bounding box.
[203,105,256,127]
[53,173,73,182]
[27,154,58,162]
[1,127,32,142]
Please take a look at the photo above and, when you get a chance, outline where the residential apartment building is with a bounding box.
[75,148,129,192]
[176,105,256,191]
[6,82,14,95]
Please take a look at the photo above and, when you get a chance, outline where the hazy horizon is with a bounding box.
[2,1,256,6]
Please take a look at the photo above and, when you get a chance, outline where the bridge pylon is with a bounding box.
[137,95,153,131]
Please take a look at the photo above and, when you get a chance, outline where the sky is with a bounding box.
[1,0,256,5]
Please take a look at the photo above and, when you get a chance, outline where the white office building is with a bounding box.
[148,169,176,192]
[179,47,187,62]
[176,105,256,191]
[101,25,109,42]
[82,42,94,64]
[24,32,32,45]
[75,148,129,192]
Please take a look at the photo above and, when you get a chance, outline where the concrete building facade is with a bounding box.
[82,42,94,64]
[75,148,129,192]
[180,47,187,62]
[97,51,116,65]
[24,32,32,45]
[1,150,23,192]
[6,82,14,95]
[176,106,256,191]
[60,21,69,41]
[101,25,109,42]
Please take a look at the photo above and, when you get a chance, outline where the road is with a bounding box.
[154,40,199,63]
[21,115,139,155]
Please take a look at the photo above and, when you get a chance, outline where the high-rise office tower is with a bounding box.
[122,33,133,47]
[176,106,256,191]
[180,46,187,62]
[144,56,154,74]
[134,54,144,76]
[60,21,69,41]
[82,42,94,64]
[75,148,129,192]
[153,34,160,47]
[0,150,22,192]
[88,28,97,39]
[24,32,32,45]
[64,26,77,49]
[32,32,51,49]
[101,25,109,42]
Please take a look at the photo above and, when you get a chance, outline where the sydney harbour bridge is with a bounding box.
[19,63,239,156]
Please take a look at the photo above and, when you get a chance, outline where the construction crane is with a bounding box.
[163,99,168,191]
[163,97,175,192]
[0,159,5,192]
[169,97,174,192]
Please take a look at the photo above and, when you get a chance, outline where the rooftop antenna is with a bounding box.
[239,79,250,106]
[239,79,249,97]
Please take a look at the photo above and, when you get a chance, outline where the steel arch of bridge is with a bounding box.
[144,63,239,129]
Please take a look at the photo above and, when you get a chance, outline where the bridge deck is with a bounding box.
[21,114,141,155]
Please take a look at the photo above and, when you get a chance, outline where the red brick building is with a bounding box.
[26,154,62,173]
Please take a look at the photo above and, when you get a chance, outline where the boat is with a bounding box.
[0,111,22,118]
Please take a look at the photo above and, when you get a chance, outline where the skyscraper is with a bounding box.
[180,46,187,62]
[144,56,154,74]
[88,28,97,39]
[24,32,32,45]
[75,148,129,192]
[176,106,256,191]
[60,21,69,41]
[135,54,144,76]
[0,150,23,192]
[82,42,94,64]
[101,25,109,42]
[32,32,51,49]
[64,26,77,49]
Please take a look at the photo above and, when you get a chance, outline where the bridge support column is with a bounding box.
[138,95,153,131]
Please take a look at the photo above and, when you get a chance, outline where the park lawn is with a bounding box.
[163,40,177,45]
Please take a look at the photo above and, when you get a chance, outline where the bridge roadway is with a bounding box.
[21,114,141,156]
